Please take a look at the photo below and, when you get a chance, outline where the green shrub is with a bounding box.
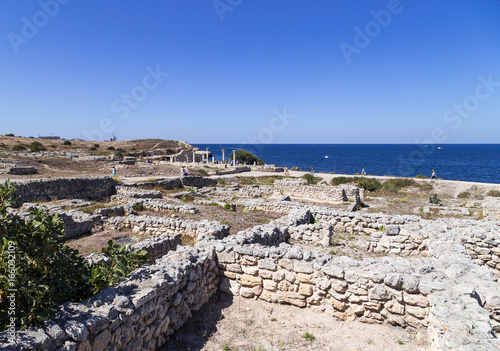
[418,182,433,192]
[0,180,91,330]
[198,169,208,177]
[331,177,354,186]
[106,146,115,150]
[88,241,147,295]
[93,143,100,148]
[88,146,97,152]
[302,173,321,185]
[29,141,46,152]
[4,133,14,137]
[229,149,264,165]
[457,191,471,199]
[224,203,232,210]
[429,194,441,204]
[382,178,417,193]
[12,143,27,151]
[356,178,382,192]
[133,203,144,211]
[487,190,500,197]
[415,174,428,179]
[290,167,301,171]
[63,140,72,145]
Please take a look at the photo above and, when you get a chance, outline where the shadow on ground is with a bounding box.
[158,292,233,351]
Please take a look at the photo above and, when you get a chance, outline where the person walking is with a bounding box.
[311,167,315,175]
[431,169,436,180]
[111,167,116,177]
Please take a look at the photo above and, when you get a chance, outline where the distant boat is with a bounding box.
[325,155,329,159]
[438,147,442,149]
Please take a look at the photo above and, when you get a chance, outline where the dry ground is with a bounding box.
[159,292,429,351]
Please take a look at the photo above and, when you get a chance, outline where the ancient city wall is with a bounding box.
[12,177,116,203]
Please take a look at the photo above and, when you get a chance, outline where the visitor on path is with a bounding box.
[284,166,288,175]
[431,169,436,180]
[361,168,366,175]
[111,167,116,177]
[311,167,315,175]
[181,166,189,177]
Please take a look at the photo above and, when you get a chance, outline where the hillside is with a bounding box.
[0,135,195,156]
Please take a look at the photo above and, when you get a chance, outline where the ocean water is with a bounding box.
[193,144,500,184]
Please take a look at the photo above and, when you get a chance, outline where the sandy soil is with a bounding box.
[159,292,429,351]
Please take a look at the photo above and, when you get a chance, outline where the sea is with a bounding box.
[193,144,500,184]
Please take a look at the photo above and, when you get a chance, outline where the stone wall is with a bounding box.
[217,243,430,329]
[12,177,116,204]
[104,215,229,240]
[483,197,500,220]
[7,166,38,175]
[289,222,333,247]
[115,186,162,199]
[273,178,361,205]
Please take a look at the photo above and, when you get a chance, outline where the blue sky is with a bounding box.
[1,0,499,143]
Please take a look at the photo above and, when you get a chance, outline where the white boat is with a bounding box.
[325,155,329,158]
[438,147,442,149]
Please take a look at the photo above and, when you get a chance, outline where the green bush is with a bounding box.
[487,190,500,197]
[62,140,72,145]
[4,133,14,137]
[0,180,149,331]
[12,143,27,151]
[198,169,208,177]
[356,178,382,192]
[290,167,301,171]
[107,146,115,150]
[457,191,471,199]
[0,179,91,330]
[88,146,97,152]
[429,194,441,204]
[229,149,264,165]
[29,141,46,152]
[331,176,354,186]
[89,241,147,294]
[302,173,321,185]
[224,203,233,210]
[93,143,100,148]
[382,178,417,193]
[415,174,427,179]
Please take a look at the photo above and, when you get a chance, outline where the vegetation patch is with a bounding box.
[487,190,500,197]
[457,191,471,199]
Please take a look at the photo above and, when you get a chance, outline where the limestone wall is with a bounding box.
[289,222,333,247]
[104,215,229,240]
[274,178,361,204]
[12,177,116,204]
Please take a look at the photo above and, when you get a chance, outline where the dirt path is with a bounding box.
[159,292,429,351]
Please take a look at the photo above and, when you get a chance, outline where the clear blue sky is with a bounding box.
[1,0,499,143]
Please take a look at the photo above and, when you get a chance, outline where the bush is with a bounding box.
[302,173,321,185]
[4,133,14,137]
[487,190,500,197]
[229,149,264,165]
[93,143,100,148]
[106,146,115,150]
[290,167,301,171]
[429,194,441,204]
[12,143,27,151]
[29,141,46,152]
[382,178,417,193]
[0,180,91,330]
[356,178,382,192]
[198,169,208,177]
[62,140,72,145]
[415,174,427,179]
[331,176,354,186]
[224,203,232,210]
[457,191,471,199]
[89,241,147,294]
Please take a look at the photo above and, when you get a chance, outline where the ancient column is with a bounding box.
[206,147,209,164]
[192,150,195,163]
[221,148,226,163]
[233,150,236,168]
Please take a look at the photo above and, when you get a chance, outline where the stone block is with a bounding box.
[239,274,263,287]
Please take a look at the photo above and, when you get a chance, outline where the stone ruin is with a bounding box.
[1,176,500,350]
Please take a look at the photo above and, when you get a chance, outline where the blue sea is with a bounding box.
[193,144,500,184]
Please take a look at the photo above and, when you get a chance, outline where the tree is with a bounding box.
[229,149,264,165]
